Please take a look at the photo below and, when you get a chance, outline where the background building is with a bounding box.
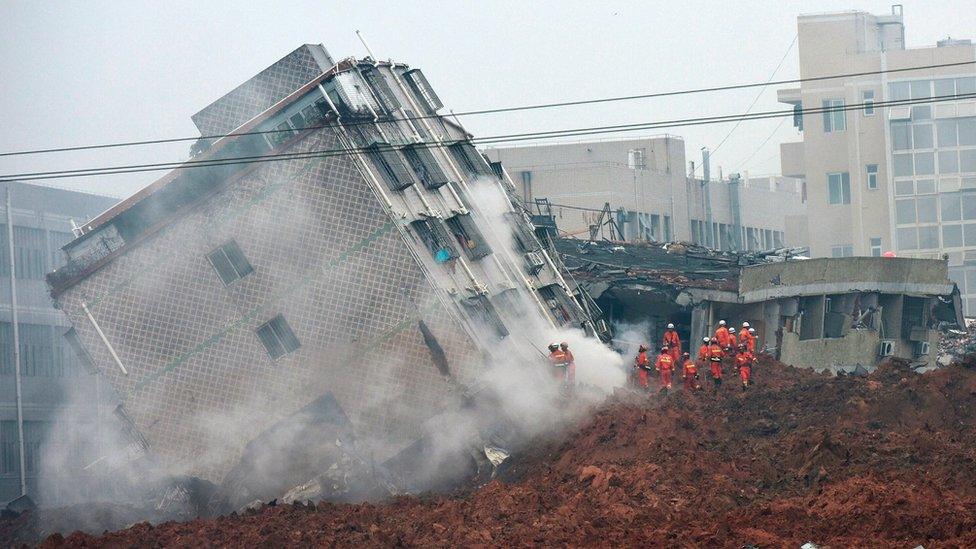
[0,181,118,504]
[484,137,806,250]
[776,7,976,311]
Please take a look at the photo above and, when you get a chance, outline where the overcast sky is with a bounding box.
[1,0,974,199]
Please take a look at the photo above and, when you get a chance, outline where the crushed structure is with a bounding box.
[559,238,964,373]
[45,44,604,493]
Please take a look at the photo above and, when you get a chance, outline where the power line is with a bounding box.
[734,116,789,171]
[1,59,974,159]
[2,92,970,182]
[706,34,798,161]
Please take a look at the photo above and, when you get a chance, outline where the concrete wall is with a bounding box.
[738,257,951,301]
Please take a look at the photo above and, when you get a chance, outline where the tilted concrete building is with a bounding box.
[46,44,597,482]
[484,138,807,250]
[777,7,976,313]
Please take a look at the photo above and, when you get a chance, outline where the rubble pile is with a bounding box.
[9,356,976,547]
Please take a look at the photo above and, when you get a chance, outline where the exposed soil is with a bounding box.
[11,355,976,548]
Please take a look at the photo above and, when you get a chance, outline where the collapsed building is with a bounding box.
[45,44,604,497]
[559,239,964,372]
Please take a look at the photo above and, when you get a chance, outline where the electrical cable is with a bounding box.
[1,59,973,158]
[2,92,970,182]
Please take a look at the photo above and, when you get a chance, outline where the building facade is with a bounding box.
[777,7,976,311]
[47,45,598,484]
[0,181,118,504]
[484,138,806,250]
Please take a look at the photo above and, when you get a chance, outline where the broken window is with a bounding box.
[403,69,443,113]
[448,141,491,178]
[300,98,329,126]
[505,211,542,253]
[411,218,458,263]
[901,297,926,339]
[445,214,492,260]
[256,314,301,359]
[361,67,401,114]
[402,144,451,189]
[462,295,509,338]
[366,141,416,191]
[538,285,572,326]
[265,121,295,149]
[207,240,254,285]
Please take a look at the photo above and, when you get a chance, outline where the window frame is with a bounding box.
[861,90,875,116]
[256,315,301,360]
[827,172,851,205]
[822,98,846,133]
[207,240,254,285]
[866,164,879,190]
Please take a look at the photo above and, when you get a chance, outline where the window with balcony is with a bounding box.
[366,141,416,191]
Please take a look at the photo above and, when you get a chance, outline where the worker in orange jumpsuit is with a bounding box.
[715,320,732,351]
[746,327,758,354]
[707,337,724,388]
[548,343,570,384]
[697,337,710,363]
[734,344,755,389]
[559,342,576,387]
[634,344,651,390]
[681,351,700,391]
[728,326,738,348]
[655,346,675,393]
[663,323,681,363]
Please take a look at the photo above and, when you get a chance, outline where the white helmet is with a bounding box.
[719,320,726,326]
[749,327,756,333]
[702,337,709,343]
[742,321,750,328]
[729,327,736,332]
[667,323,675,329]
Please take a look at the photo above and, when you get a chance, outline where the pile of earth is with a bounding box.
[13,355,976,547]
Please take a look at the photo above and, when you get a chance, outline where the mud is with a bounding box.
[10,355,976,548]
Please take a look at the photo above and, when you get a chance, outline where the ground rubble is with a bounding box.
[6,354,976,548]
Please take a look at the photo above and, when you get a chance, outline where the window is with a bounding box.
[448,141,490,178]
[937,120,958,147]
[912,124,933,149]
[918,226,939,249]
[958,119,976,146]
[207,240,253,285]
[462,295,509,338]
[892,122,912,150]
[910,80,931,99]
[664,215,672,241]
[366,141,416,191]
[256,315,300,359]
[916,179,936,195]
[866,164,878,189]
[265,121,295,148]
[935,78,956,97]
[403,69,443,113]
[896,199,916,224]
[411,218,458,263]
[944,225,964,247]
[959,77,976,95]
[961,149,976,173]
[870,237,882,257]
[897,227,918,250]
[402,144,451,189]
[445,214,492,260]
[361,67,401,113]
[822,99,845,132]
[831,245,854,258]
[827,172,851,204]
[895,180,914,196]
[893,154,913,177]
[914,152,935,176]
[862,90,875,116]
[964,194,976,220]
[911,105,932,121]
[940,151,960,174]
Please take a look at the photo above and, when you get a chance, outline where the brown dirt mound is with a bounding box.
[19,356,976,547]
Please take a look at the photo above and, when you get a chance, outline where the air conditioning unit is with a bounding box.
[595,318,610,335]
[878,340,895,357]
[524,251,546,274]
[915,341,930,357]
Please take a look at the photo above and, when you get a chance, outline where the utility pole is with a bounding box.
[629,148,644,241]
[701,148,713,248]
[6,186,26,497]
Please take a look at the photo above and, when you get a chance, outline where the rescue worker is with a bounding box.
[663,323,681,363]
[727,326,738,348]
[697,337,710,364]
[707,337,724,388]
[734,343,755,389]
[655,345,675,393]
[634,344,651,390]
[559,342,576,387]
[715,320,732,350]
[739,324,756,354]
[548,343,570,384]
[681,351,701,392]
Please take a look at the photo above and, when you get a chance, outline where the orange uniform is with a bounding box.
[697,344,710,363]
[715,326,732,348]
[549,349,570,383]
[655,352,675,389]
[682,358,700,391]
[740,330,756,354]
[735,351,754,387]
[562,348,576,385]
[707,342,724,384]
[663,329,681,362]
[634,350,650,389]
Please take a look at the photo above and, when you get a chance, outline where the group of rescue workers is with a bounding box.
[545,320,758,395]
[634,320,758,394]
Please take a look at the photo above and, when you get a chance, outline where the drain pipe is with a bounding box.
[81,301,128,376]
[5,187,26,497]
